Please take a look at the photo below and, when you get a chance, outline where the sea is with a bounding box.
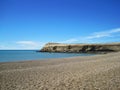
[0,50,94,62]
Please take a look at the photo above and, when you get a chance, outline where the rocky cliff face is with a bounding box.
[39,43,120,53]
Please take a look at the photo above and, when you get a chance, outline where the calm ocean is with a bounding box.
[0,50,94,62]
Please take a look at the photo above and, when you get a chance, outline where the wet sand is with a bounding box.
[0,52,120,90]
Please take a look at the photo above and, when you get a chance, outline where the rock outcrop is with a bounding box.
[39,43,120,53]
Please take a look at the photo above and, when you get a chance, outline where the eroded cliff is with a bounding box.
[39,43,120,53]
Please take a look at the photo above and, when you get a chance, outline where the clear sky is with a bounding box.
[0,0,120,49]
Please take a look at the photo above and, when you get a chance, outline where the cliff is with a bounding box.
[39,43,120,53]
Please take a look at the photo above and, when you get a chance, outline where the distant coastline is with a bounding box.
[39,42,120,53]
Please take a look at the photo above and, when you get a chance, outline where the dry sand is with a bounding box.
[0,52,120,90]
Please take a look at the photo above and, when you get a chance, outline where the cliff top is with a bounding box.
[44,42,120,47]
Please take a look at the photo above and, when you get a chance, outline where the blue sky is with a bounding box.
[0,0,120,49]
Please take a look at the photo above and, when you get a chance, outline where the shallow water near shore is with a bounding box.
[0,50,95,62]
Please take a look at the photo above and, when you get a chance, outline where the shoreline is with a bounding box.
[0,52,102,63]
[0,52,120,90]
[0,52,97,63]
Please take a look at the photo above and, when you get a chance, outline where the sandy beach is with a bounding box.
[0,52,120,90]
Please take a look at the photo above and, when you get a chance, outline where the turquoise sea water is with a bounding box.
[0,50,94,62]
